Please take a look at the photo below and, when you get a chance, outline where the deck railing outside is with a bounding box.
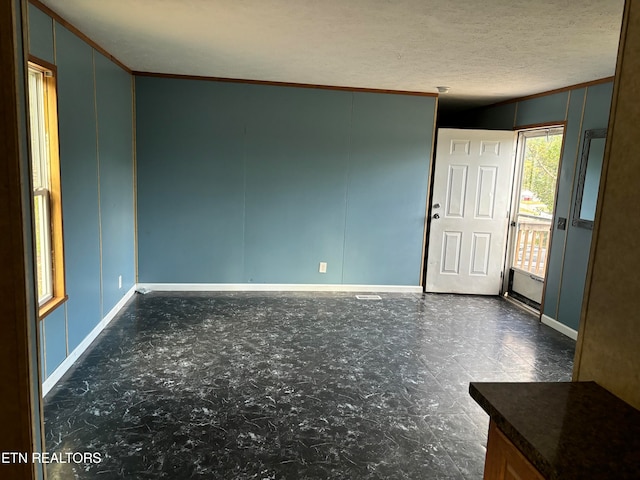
[512,216,552,277]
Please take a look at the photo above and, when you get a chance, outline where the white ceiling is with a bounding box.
[40,0,625,110]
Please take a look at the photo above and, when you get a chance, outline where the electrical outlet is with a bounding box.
[118,275,122,289]
[319,262,327,273]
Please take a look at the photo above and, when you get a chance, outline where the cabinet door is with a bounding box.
[484,420,545,480]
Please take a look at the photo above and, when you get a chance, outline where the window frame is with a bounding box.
[33,188,53,305]
[27,56,66,319]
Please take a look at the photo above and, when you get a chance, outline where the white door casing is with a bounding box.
[425,129,515,294]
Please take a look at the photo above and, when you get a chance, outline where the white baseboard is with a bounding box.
[541,314,578,340]
[42,285,137,397]
[136,283,422,293]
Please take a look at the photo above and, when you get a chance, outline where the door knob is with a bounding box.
[433,213,440,219]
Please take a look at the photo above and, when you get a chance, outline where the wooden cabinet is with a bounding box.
[484,420,544,480]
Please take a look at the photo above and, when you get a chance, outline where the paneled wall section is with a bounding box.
[135,77,436,286]
[28,4,135,381]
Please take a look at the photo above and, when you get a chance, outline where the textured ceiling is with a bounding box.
[40,0,624,109]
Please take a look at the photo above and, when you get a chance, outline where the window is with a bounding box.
[27,59,65,318]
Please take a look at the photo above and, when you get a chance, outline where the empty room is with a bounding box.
[3,1,640,479]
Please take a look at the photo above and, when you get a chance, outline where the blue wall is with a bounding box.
[555,83,613,330]
[28,4,135,381]
[136,77,435,286]
[95,53,136,315]
[460,82,613,332]
[515,92,569,127]
[55,23,102,351]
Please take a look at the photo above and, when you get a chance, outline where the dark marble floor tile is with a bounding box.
[44,292,574,479]
[438,439,487,479]
[422,414,485,445]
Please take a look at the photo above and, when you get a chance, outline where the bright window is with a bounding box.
[27,60,66,318]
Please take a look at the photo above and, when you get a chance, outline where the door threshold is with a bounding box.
[503,294,540,318]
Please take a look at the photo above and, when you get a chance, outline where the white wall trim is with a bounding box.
[541,314,578,341]
[42,285,137,397]
[136,283,423,293]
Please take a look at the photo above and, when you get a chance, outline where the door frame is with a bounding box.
[421,129,439,289]
[501,122,568,309]
[0,0,45,478]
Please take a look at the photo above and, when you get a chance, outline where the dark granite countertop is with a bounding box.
[469,381,640,480]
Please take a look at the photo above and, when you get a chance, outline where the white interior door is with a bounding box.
[425,128,515,294]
